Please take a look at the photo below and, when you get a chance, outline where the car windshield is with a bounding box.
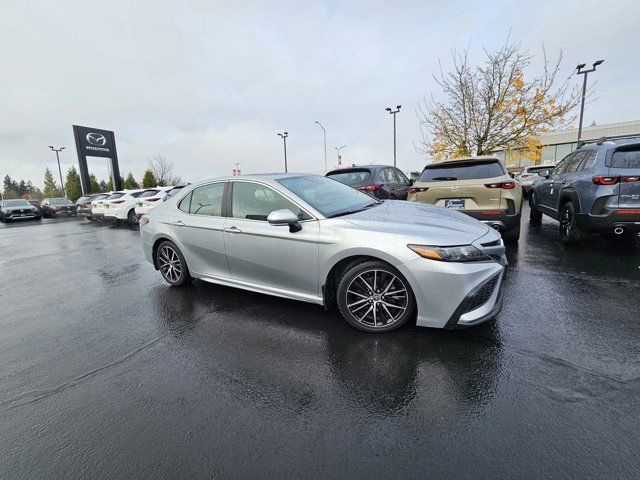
[3,199,30,207]
[278,175,380,218]
[106,193,125,200]
[326,169,372,186]
[50,198,71,205]
[610,148,640,168]
[419,161,504,181]
[138,190,160,198]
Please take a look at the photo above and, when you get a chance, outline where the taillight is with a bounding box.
[139,216,149,226]
[592,176,619,185]
[622,176,640,182]
[147,197,161,202]
[408,187,429,194]
[357,184,381,192]
[111,200,125,204]
[482,210,502,215]
[485,181,515,189]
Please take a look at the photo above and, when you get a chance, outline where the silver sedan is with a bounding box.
[140,174,506,332]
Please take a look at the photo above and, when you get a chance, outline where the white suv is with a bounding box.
[134,187,174,219]
[103,190,146,225]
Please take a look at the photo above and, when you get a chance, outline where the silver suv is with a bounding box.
[529,139,640,244]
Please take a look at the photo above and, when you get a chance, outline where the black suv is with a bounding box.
[326,165,411,200]
[530,139,640,244]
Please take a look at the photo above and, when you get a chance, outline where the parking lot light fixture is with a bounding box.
[277,132,289,173]
[385,105,401,167]
[49,146,66,197]
[315,121,327,173]
[576,60,604,142]
[334,145,347,168]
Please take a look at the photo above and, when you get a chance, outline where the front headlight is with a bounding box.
[408,244,490,262]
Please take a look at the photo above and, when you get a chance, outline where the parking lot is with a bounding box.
[1,210,639,479]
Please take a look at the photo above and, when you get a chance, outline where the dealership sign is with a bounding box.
[72,125,122,193]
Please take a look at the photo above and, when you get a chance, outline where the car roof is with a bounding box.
[326,165,394,174]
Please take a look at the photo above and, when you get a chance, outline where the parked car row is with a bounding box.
[0,197,79,222]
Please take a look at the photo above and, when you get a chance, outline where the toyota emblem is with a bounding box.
[450,186,459,192]
[86,132,107,146]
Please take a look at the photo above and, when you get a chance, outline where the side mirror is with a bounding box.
[539,169,551,178]
[409,179,415,186]
[267,209,302,233]
[162,196,168,202]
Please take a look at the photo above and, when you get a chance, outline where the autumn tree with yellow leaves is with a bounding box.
[417,40,581,161]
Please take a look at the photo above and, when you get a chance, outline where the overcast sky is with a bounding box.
[2,0,639,188]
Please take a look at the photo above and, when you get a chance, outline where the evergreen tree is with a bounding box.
[99,180,108,192]
[141,169,158,188]
[89,174,101,193]
[65,166,83,201]
[123,172,139,189]
[17,180,27,196]
[43,168,62,197]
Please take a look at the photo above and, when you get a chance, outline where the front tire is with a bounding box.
[529,193,543,224]
[559,201,589,245]
[337,260,415,333]
[155,241,192,286]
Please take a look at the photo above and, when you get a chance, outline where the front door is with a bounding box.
[223,181,320,298]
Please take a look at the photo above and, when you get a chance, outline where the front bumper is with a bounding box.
[2,212,39,220]
[398,257,505,329]
[576,209,640,233]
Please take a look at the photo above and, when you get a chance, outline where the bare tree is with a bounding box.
[148,154,183,186]
[417,39,582,161]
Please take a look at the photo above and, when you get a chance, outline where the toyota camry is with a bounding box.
[140,174,506,332]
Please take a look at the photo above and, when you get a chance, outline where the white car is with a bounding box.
[91,192,115,221]
[517,164,556,197]
[134,187,174,219]
[103,190,146,225]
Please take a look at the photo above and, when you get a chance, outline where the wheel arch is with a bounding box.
[151,236,174,270]
[559,189,582,213]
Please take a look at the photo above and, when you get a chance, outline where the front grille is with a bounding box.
[464,275,499,313]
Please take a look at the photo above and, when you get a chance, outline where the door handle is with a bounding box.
[223,226,242,234]
[172,220,185,227]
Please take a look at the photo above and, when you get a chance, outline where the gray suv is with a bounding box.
[529,139,640,244]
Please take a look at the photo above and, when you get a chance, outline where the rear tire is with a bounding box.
[127,209,137,225]
[529,193,543,224]
[155,241,192,286]
[559,201,589,245]
[503,221,521,243]
[337,260,415,333]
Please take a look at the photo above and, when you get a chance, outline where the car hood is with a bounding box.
[339,200,492,245]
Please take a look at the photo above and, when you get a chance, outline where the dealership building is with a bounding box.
[493,120,640,169]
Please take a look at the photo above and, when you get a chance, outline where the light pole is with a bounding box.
[315,121,327,172]
[277,132,289,173]
[576,60,604,142]
[385,105,401,167]
[334,145,347,168]
[48,146,66,196]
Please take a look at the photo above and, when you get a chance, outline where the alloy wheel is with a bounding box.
[561,206,573,237]
[158,245,182,283]
[345,269,408,328]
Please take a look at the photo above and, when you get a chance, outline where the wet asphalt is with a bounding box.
[1,208,639,479]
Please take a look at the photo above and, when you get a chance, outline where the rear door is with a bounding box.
[607,146,640,208]
[173,182,229,278]
[419,160,506,211]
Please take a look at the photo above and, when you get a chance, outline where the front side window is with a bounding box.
[552,154,573,175]
[181,183,225,216]
[232,182,310,221]
[565,152,586,173]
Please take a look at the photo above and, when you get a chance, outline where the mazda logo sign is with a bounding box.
[86,132,107,146]
[450,186,459,192]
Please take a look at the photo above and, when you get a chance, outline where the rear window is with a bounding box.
[326,170,372,186]
[138,190,160,198]
[106,193,125,200]
[166,186,185,197]
[609,148,640,168]
[77,196,92,203]
[92,194,108,201]
[419,161,504,182]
